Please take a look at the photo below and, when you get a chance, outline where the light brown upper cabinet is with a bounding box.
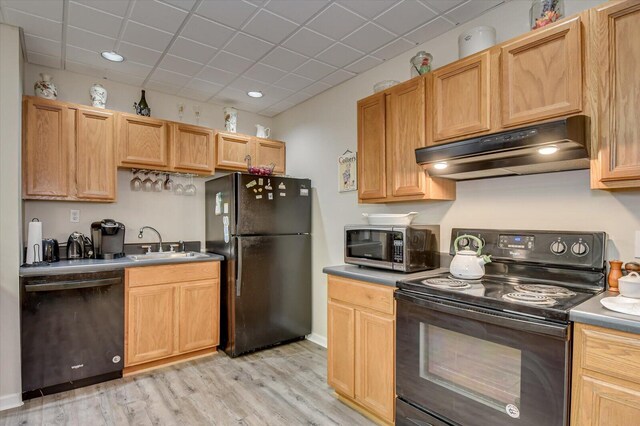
[431,50,492,143]
[170,122,215,174]
[22,97,116,202]
[501,16,583,127]
[357,77,456,203]
[591,0,640,189]
[215,131,286,174]
[117,113,169,169]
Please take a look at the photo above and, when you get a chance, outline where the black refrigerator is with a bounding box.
[206,173,312,357]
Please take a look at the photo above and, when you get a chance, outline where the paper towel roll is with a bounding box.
[26,219,43,264]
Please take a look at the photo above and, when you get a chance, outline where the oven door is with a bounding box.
[344,227,396,269]
[396,291,571,426]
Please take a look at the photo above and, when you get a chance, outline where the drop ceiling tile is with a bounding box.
[108,59,153,78]
[267,99,297,113]
[316,43,362,68]
[260,47,308,72]
[65,60,106,77]
[273,73,313,91]
[371,38,415,61]
[282,28,333,57]
[178,87,214,102]
[150,68,192,87]
[69,0,130,17]
[145,80,181,95]
[285,91,313,105]
[197,66,237,85]
[105,69,146,87]
[243,63,287,84]
[445,0,503,24]
[158,0,197,12]
[180,15,235,48]
[27,51,61,69]
[159,54,203,76]
[118,42,163,67]
[243,9,298,44]
[405,16,455,44]
[185,78,224,95]
[170,37,217,64]
[302,81,331,96]
[344,55,383,73]
[67,26,115,52]
[335,0,397,19]
[422,0,466,13]
[130,0,188,34]
[262,85,295,102]
[375,1,437,35]
[224,32,274,61]
[68,2,122,38]
[264,0,329,24]
[342,23,396,53]
[229,76,270,93]
[294,59,336,80]
[23,34,61,57]
[307,3,366,40]
[3,0,63,22]
[214,86,251,103]
[196,0,256,29]
[123,21,173,52]
[208,51,253,74]
[66,45,101,65]
[322,69,356,86]
[3,8,62,41]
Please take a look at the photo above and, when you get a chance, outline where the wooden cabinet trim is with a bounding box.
[117,113,169,168]
[327,300,356,398]
[170,122,215,174]
[253,138,286,175]
[357,93,387,201]
[178,279,220,353]
[328,275,395,315]
[127,261,219,287]
[215,131,254,171]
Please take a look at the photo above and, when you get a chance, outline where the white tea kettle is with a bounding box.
[450,235,492,280]
[256,124,271,138]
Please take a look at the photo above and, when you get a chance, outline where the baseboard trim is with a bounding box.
[0,393,23,411]
[306,333,327,348]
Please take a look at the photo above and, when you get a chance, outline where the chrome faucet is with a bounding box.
[138,226,163,252]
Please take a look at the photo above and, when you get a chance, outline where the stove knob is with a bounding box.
[458,237,470,248]
[550,241,567,255]
[571,242,589,257]
[470,237,486,250]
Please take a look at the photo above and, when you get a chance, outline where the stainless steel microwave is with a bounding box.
[344,225,440,272]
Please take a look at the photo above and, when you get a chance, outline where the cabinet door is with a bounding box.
[171,123,215,174]
[572,374,640,426]
[126,284,176,366]
[594,1,640,183]
[355,310,395,423]
[387,77,426,197]
[357,93,386,200]
[23,98,70,198]
[76,108,116,200]
[254,138,286,175]
[432,51,491,142]
[117,113,168,168]
[327,301,356,398]
[178,280,219,353]
[215,132,254,171]
[501,17,582,127]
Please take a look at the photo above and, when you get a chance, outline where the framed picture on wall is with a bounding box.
[338,150,357,192]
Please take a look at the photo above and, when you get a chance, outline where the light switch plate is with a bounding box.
[70,209,80,223]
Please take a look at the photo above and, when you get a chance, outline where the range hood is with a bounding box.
[415,116,589,181]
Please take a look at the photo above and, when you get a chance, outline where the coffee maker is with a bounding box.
[91,219,125,259]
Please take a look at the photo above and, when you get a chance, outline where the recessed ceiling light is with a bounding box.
[538,145,558,155]
[101,51,124,62]
[434,162,448,170]
[247,91,263,98]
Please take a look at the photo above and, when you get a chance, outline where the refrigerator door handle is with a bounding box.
[236,238,242,297]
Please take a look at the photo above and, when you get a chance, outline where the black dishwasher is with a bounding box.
[20,269,124,399]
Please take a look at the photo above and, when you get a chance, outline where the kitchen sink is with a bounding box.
[127,251,209,261]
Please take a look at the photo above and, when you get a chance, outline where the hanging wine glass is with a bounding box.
[185,174,196,196]
[130,170,142,191]
[142,171,154,192]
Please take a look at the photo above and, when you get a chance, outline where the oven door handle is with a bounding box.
[396,292,570,339]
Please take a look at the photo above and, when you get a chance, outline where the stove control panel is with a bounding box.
[451,229,606,270]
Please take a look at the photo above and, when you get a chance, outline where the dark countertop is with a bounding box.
[323,264,450,287]
[570,291,640,335]
[19,253,225,277]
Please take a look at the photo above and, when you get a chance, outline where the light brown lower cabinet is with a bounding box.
[125,261,220,374]
[571,323,640,425]
[327,275,395,424]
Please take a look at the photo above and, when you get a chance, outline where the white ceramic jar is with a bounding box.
[224,107,238,133]
[34,73,57,99]
[90,83,107,108]
[458,26,496,58]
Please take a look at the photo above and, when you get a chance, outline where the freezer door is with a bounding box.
[205,173,237,251]
[230,234,311,356]
[236,174,311,235]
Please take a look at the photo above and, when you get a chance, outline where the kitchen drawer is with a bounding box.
[127,261,219,287]
[328,275,394,315]
[577,323,640,385]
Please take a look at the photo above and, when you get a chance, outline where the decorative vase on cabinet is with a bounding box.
[34,73,57,100]
[90,83,107,108]
[134,90,150,116]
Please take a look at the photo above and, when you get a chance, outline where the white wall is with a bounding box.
[274,0,640,341]
[0,23,24,410]
[22,64,273,246]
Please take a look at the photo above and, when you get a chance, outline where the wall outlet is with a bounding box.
[635,230,640,258]
[70,209,80,223]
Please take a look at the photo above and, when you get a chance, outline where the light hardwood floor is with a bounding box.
[0,340,374,426]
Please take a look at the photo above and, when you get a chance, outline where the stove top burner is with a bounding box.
[502,292,557,306]
[422,277,471,290]
[512,284,576,298]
